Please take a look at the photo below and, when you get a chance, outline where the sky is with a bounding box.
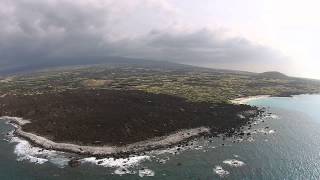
[0,0,319,79]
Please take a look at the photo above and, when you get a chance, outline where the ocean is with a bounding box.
[1,94,320,179]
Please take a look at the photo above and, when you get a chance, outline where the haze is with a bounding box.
[0,0,319,79]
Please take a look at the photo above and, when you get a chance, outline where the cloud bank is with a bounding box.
[0,0,288,74]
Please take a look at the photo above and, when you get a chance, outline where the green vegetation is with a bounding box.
[0,62,319,103]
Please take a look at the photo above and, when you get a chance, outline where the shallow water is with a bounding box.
[1,94,320,179]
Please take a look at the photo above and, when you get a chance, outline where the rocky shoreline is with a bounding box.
[5,116,210,157]
[0,90,263,158]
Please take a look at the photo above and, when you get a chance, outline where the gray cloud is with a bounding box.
[0,0,288,74]
[118,29,289,72]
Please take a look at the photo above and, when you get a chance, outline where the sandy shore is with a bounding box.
[2,116,210,157]
[231,95,270,104]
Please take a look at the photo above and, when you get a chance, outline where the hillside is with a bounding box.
[257,71,288,79]
[0,60,319,103]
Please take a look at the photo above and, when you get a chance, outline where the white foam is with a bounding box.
[81,155,150,168]
[2,138,10,142]
[260,113,280,120]
[213,166,229,177]
[269,114,279,119]
[138,168,155,177]
[223,159,245,167]
[10,136,69,167]
[247,137,254,142]
[48,157,70,168]
[237,114,245,119]
[2,116,31,125]
[194,145,203,150]
[9,134,150,170]
[11,136,49,164]
[256,128,276,134]
[114,168,135,175]
[268,130,275,134]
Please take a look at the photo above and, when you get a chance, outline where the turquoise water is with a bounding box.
[248,94,320,122]
[1,94,320,179]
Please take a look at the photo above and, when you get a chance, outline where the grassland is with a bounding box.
[0,62,319,103]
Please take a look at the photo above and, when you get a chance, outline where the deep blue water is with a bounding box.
[1,94,320,179]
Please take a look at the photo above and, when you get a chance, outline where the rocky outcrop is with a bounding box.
[6,116,210,157]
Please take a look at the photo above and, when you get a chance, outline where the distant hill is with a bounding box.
[0,56,189,76]
[0,56,251,77]
[257,71,288,79]
[1,59,320,102]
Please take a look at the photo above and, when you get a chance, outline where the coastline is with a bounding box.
[3,116,210,157]
[231,93,320,105]
[1,94,320,178]
[0,89,258,147]
[0,94,267,158]
[231,95,271,104]
[0,94,272,159]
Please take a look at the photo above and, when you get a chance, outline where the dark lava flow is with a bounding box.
[0,89,261,146]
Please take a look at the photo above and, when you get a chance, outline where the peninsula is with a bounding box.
[0,60,319,157]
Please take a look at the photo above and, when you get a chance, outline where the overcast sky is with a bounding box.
[1,0,319,78]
